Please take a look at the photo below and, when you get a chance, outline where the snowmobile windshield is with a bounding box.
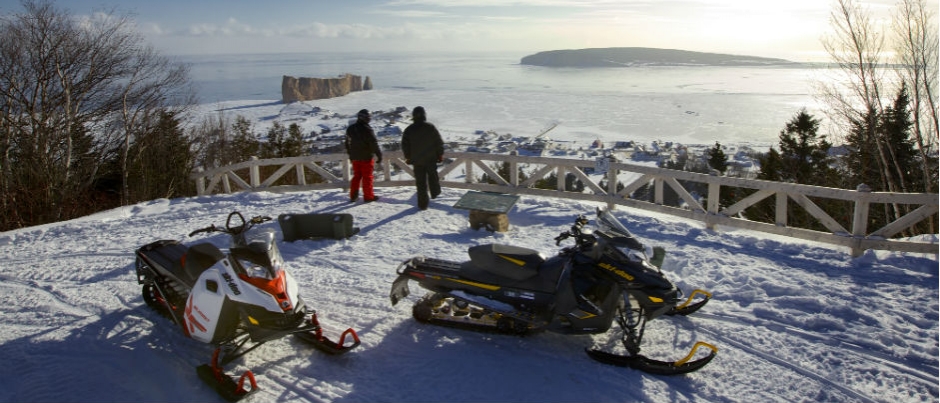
[230,229,283,279]
[595,209,652,266]
[596,209,634,239]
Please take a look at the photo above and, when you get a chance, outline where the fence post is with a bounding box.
[607,162,618,210]
[775,192,788,227]
[851,183,872,257]
[249,156,260,189]
[706,172,720,230]
[194,167,206,196]
[465,159,474,183]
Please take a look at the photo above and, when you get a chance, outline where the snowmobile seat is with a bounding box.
[459,256,565,294]
[182,243,225,285]
[467,244,544,281]
[278,213,360,241]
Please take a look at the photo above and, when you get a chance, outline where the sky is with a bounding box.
[1,0,932,61]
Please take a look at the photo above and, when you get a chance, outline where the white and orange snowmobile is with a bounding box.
[135,211,359,401]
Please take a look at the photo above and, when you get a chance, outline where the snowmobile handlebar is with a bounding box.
[554,214,596,247]
[187,212,272,238]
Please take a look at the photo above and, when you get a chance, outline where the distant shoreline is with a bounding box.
[520,47,800,68]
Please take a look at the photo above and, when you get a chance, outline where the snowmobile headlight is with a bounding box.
[237,257,275,279]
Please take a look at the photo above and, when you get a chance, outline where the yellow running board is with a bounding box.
[676,289,711,310]
[675,341,719,366]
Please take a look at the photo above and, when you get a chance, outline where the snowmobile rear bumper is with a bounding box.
[390,274,411,306]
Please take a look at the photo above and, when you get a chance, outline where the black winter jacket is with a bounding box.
[401,121,443,165]
[345,120,382,161]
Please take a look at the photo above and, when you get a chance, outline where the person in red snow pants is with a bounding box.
[345,109,382,202]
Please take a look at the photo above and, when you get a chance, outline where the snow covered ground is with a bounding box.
[0,185,936,403]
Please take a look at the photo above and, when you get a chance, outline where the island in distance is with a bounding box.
[520,47,797,67]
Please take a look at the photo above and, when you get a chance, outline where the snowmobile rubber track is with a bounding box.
[411,293,543,335]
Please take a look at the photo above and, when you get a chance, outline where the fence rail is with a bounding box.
[192,151,939,257]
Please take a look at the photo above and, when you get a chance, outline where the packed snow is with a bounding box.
[0,184,936,402]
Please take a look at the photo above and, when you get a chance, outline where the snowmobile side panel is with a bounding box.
[184,269,231,344]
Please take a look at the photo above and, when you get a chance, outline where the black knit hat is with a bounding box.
[412,106,426,122]
[358,109,370,119]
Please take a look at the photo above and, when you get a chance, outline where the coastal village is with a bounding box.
[272,102,764,179]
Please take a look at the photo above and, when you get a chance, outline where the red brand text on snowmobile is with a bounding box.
[598,262,634,281]
[185,298,208,333]
[222,272,242,295]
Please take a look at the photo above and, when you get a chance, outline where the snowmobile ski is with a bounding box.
[196,348,259,402]
[293,311,361,354]
[586,341,718,375]
[667,289,711,316]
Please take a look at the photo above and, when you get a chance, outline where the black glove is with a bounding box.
[406,158,412,165]
[375,156,382,164]
[437,155,443,163]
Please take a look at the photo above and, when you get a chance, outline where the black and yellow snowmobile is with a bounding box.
[390,207,716,375]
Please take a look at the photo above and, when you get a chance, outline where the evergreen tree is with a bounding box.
[757,147,784,182]
[261,122,287,159]
[127,111,194,201]
[565,173,585,192]
[776,109,834,186]
[707,142,729,174]
[230,115,260,159]
[283,123,308,157]
[879,84,921,192]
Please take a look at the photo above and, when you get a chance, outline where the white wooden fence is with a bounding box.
[192,151,939,257]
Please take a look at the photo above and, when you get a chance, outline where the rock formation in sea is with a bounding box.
[281,73,371,103]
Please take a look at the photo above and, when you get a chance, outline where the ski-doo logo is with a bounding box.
[222,272,241,295]
[598,262,634,281]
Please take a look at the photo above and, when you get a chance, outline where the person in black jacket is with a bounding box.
[401,106,444,210]
[345,109,382,202]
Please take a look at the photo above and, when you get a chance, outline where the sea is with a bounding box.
[176,51,836,150]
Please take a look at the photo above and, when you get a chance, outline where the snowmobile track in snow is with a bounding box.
[696,312,939,388]
[693,323,879,403]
